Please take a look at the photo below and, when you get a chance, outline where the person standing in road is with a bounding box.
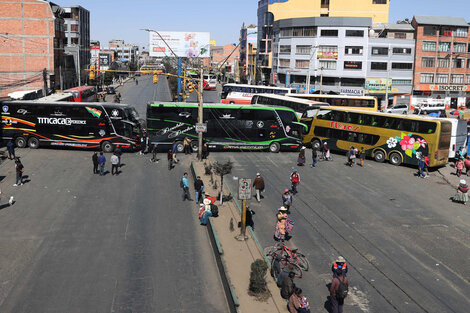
[288,287,303,313]
[322,142,329,160]
[194,176,205,204]
[280,271,296,300]
[456,157,464,177]
[181,172,192,201]
[115,147,122,167]
[111,153,119,175]
[423,154,430,176]
[282,189,293,211]
[330,268,349,313]
[167,149,173,170]
[172,141,179,164]
[297,146,306,166]
[92,152,99,174]
[311,147,318,168]
[418,154,427,178]
[274,215,287,242]
[359,147,366,167]
[6,139,15,160]
[253,173,265,202]
[13,157,24,186]
[202,143,209,159]
[98,152,106,176]
[150,143,158,163]
[183,137,192,155]
[290,169,300,194]
[346,146,356,167]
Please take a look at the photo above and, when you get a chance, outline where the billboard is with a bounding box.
[100,54,110,70]
[317,51,338,59]
[149,31,210,58]
[366,78,393,93]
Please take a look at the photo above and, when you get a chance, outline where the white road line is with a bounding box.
[124,215,131,240]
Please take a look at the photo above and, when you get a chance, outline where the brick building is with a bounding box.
[210,44,240,80]
[412,16,470,110]
[0,0,74,97]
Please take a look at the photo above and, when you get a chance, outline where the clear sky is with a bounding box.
[57,0,469,49]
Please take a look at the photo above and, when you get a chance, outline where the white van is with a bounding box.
[385,104,409,114]
[203,74,217,90]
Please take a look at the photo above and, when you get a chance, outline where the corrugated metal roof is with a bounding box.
[373,23,414,31]
[414,16,468,27]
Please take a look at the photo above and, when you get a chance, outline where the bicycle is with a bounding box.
[265,242,309,277]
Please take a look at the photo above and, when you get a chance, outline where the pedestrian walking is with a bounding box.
[417,154,426,178]
[183,137,192,155]
[280,271,296,300]
[111,153,119,175]
[423,154,430,176]
[290,169,300,194]
[194,175,205,204]
[322,142,329,160]
[456,157,464,177]
[6,139,15,159]
[181,172,192,201]
[274,215,287,242]
[311,147,318,168]
[452,179,469,204]
[288,287,303,313]
[346,146,356,167]
[359,147,366,167]
[92,152,99,174]
[98,152,106,176]
[253,173,265,202]
[13,157,24,186]
[282,189,293,211]
[297,147,306,166]
[330,268,349,313]
[115,147,122,167]
[167,149,173,170]
[150,143,158,163]
[172,141,179,164]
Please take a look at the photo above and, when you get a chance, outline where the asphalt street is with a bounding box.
[187,83,221,103]
[211,151,470,313]
[0,77,228,313]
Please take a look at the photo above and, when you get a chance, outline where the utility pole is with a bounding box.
[197,68,204,160]
[306,45,317,94]
[76,45,81,86]
[42,68,48,96]
[320,67,324,95]
[177,58,182,101]
[384,43,391,110]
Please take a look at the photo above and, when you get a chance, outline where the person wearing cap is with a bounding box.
[282,189,293,211]
[277,206,288,220]
[290,169,300,194]
[199,198,213,225]
[253,172,265,202]
[330,267,349,313]
[297,146,306,166]
[453,179,469,204]
[274,215,286,241]
[332,256,348,278]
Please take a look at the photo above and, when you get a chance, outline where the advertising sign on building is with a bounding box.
[90,47,100,68]
[429,85,470,92]
[317,51,338,59]
[100,54,110,67]
[366,78,392,93]
[149,31,211,58]
[340,88,365,96]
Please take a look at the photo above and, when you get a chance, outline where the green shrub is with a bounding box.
[249,259,268,295]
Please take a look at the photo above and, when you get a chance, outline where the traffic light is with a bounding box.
[153,74,159,84]
[187,81,194,93]
[89,66,95,80]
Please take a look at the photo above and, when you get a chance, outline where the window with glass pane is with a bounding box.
[466,75,470,85]
[394,32,406,39]
[451,74,464,84]
[420,74,434,83]
[296,45,311,54]
[423,26,437,36]
[320,29,338,37]
[345,30,364,37]
[281,28,292,37]
[371,62,387,70]
[344,46,363,55]
[295,60,309,68]
[421,57,435,68]
[319,46,338,53]
[436,74,448,84]
[392,63,413,70]
[373,0,387,3]
[343,61,362,70]
[453,43,466,53]
[292,27,303,37]
[303,27,316,37]
[392,79,412,85]
[280,45,291,54]
[279,59,290,67]
[422,41,436,51]
[438,58,450,68]
[438,42,450,52]
[371,47,388,55]
[393,47,411,54]
[319,61,336,70]
[455,28,468,37]
[453,58,464,68]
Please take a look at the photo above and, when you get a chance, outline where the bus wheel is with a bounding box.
[373,150,385,163]
[190,141,199,152]
[27,137,39,149]
[15,137,27,148]
[311,139,321,150]
[229,101,235,104]
[175,141,185,153]
[389,152,402,166]
[269,142,280,153]
[101,141,114,153]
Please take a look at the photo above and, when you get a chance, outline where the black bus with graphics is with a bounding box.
[146,102,306,152]
[1,100,141,152]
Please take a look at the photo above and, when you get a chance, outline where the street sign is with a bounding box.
[195,123,207,133]
[238,178,252,200]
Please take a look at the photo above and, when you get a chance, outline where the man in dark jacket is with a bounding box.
[6,140,15,160]
[97,152,106,176]
[194,176,205,204]
[280,272,296,300]
[253,173,265,202]
[330,268,349,313]
[92,152,99,174]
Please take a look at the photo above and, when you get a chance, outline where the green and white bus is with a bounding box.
[146,103,306,152]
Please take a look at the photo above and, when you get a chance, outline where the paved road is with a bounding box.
[187,84,221,104]
[0,80,228,313]
[211,151,470,313]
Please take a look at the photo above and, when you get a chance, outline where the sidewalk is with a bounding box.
[193,160,289,313]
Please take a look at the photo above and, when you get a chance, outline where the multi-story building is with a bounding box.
[108,40,139,63]
[367,23,415,108]
[412,16,470,110]
[210,44,240,79]
[257,0,391,84]
[63,5,90,86]
[0,0,74,97]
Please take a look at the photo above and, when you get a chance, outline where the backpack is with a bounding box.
[180,178,184,188]
[336,276,348,300]
[210,204,219,217]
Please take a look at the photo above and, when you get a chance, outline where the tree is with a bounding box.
[212,160,233,205]
[129,61,138,72]
[248,259,269,298]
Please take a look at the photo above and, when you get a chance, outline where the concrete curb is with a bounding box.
[190,161,238,313]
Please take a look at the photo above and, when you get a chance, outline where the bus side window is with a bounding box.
[348,113,360,124]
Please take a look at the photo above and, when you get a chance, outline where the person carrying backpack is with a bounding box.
[330,268,349,313]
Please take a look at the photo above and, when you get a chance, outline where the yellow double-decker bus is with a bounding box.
[302,107,451,167]
[288,94,378,111]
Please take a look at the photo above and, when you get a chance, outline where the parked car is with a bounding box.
[386,104,409,114]
[106,86,116,94]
